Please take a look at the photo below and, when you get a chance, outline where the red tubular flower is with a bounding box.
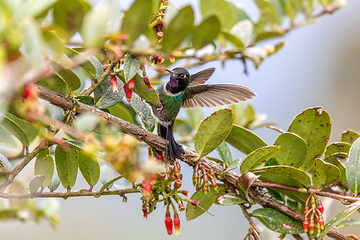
[193,171,198,186]
[318,215,325,230]
[180,190,189,196]
[169,55,175,64]
[142,204,148,219]
[102,64,109,71]
[317,201,324,214]
[178,203,185,212]
[128,77,135,89]
[123,85,133,102]
[23,83,39,100]
[156,152,164,163]
[173,213,180,236]
[309,212,315,235]
[303,217,309,233]
[191,200,199,207]
[174,179,182,189]
[143,76,152,91]
[142,178,152,199]
[164,212,173,235]
[110,74,118,93]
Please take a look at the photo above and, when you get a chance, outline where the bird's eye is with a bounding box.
[179,74,184,79]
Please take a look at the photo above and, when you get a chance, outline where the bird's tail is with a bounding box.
[158,123,185,160]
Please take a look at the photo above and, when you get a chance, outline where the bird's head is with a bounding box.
[166,67,190,93]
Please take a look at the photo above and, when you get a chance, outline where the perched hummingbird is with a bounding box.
[151,67,256,160]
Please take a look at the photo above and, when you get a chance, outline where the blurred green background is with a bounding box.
[1,0,360,239]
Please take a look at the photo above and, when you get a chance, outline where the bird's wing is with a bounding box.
[189,68,215,87]
[182,84,256,108]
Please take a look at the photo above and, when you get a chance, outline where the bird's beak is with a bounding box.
[166,69,173,76]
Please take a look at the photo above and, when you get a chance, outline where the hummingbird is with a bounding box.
[151,67,256,160]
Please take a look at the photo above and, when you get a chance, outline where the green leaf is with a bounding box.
[325,142,351,157]
[226,124,267,154]
[162,5,194,51]
[240,146,281,174]
[192,15,221,50]
[13,0,56,22]
[217,193,247,206]
[319,0,337,7]
[320,201,360,239]
[185,108,204,130]
[272,132,307,167]
[229,2,251,22]
[221,31,244,50]
[288,107,331,172]
[252,166,310,202]
[108,104,137,124]
[130,74,161,107]
[129,94,155,132]
[186,187,218,221]
[174,119,193,137]
[200,0,237,30]
[48,175,61,192]
[341,130,360,144]
[230,19,253,47]
[284,0,303,21]
[336,219,360,228]
[1,116,29,147]
[324,153,347,185]
[252,208,304,234]
[75,96,95,106]
[224,158,242,173]
[312,159,340,189]
[53,62,82,91]
[64,48,96,77]
[53,0,90,39]
[255,30,284,42]
[6,113,39,142]
[346,137,360,194]
[29,175,45,194]
[38,74,68,95]
[95,75,125,108]
[216,141,232,165]
[78,151,100,187]
[0,153,13,170]
[194,109,233,158]
[123,53,141,82]
[121,0,153,44]
[254,0,281,31]
[35,149,54,188]
[54,146,79,189]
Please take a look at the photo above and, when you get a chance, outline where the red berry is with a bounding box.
[143,76,152,91]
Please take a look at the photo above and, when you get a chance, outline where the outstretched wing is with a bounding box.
[182,84,256,108]
[189,68,215,87]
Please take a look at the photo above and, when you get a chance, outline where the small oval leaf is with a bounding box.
[312,159,340,189]
[217,193,247,206]
[186,187,218,221]
[29,175,45,194]
[78,150,100,187]
[194,109,233,158]
[216,141,232,165]
[252,208,304,234]
[240,145,281,174]
[35,149,54,187]
[273,132,307,168]
[341,129,360,144]
[226,124,267,154]
[130,94,155,132]
[54,146,79,189]
[325,142,351,157]
[123,53,141,82]
[346,137,360,194]
[192,15,221,50]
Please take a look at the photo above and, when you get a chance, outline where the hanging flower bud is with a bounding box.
[156,153,164,163]
[164,212,173,235]
[158,171,166,180]
[318,215,325,230]
[143,76,152,91]
[128,77,135,89]
[156,31,164,39]
[142,204,148,219]
[173,213,181,236]
[303,217,309,233]
[123,85,133,102]
[169,55,175,64]
[102,64,109,71]
[110,74,118,93]
[156,16,163,24]
[157,56,164,64]
[309,212,315,235]
[317,201,324,214]
[23,82,39,100]
[142,178,153,199]
[193,171,198,186]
